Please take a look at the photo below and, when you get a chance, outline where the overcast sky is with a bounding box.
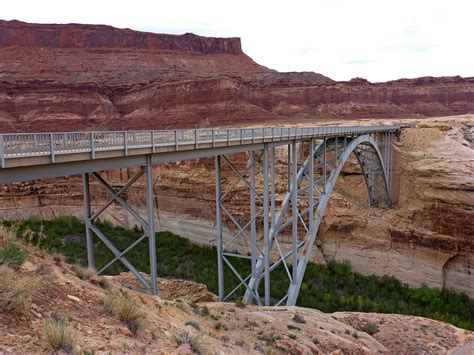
[2,0,473,82]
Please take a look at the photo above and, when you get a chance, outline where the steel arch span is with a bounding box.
[214,132,395,307]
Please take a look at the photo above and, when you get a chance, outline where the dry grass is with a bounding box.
[101,291,145,335]
[43,314,78,352]
[71,264,96,280]
[0,225,26,269]
[0,265,41,313]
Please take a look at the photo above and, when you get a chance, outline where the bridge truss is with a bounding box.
[0,125,398,306]
[214,132,394,306]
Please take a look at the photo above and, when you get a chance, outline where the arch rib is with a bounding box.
[285,134,391,305]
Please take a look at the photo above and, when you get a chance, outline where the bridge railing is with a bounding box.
[0,125,399,165]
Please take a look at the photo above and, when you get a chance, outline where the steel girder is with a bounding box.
[215,133,393,306]
[83,156,158,294]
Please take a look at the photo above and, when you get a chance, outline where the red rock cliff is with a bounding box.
[0,20,473,133]
[0,20,243,54]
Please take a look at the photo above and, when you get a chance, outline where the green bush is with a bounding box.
[0,243,26,268]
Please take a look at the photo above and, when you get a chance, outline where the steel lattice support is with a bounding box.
[216,132,395,307]
[83,156,158,294]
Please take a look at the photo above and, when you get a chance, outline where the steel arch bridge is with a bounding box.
[214,133,395,306]
[0,124,398,306]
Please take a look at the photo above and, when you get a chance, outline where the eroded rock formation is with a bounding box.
[1,20,474,132]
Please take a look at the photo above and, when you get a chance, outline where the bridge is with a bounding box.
[0,124,399,306]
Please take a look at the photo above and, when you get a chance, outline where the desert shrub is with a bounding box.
[361,321,379,335]
[186,320,201,330]
[234,299,246,308]
[97,277,112,290]
[71,264,96,280]
[189,335,205,354]
[0,243,26,268]
[0,266,40,313]
[214,321,229,331]
[292,314,306,324]
[43,314,77,352]
[101,291,145,335]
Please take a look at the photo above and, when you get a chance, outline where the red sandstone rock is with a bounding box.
[0,20,473,132]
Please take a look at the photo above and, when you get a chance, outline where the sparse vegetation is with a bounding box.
[235,339,246,347]
[234,299,246,308]
[6,216,474,331]
[200,306,210,317]
[0,265,40,313]
[287,324,300,331]
[245,319,259,328]
[292,314,306,324]
[186,320,201,331]
[361,321,379,335]
[71,264,96,280]
[101,291,145,335]
[214,321,229,331]
[0,243,26,268]
[173,332,205,354]
[43,314,78,352]
[288,333,297,340]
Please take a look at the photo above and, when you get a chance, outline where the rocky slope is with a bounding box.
[1,20,474,132]
[1,248,472,353]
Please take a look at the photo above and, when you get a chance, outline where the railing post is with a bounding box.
[227,129,230,146]
[90,132,95,159]
[212,129,215,147]
[50,133,55,163]
[174,130,179,150]
[0,135,4,168]
[240,128,243,145]
[124,132,128,156]
[194,129,198,149]
[151,131,155,153]
[252,128,255,143]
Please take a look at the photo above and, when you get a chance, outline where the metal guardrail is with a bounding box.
[0,125,399,167]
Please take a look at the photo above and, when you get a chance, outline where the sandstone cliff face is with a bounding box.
[0,20,473,132]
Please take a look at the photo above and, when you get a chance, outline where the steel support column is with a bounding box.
[263,145,270,306]
[215,155,224,301]
[82,161,159,294]
[83,173,95,269]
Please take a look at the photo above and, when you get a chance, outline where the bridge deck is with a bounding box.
[0,125,399,184]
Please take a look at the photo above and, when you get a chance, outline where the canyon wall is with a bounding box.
[1,20,474,132]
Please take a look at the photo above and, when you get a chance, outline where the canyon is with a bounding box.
[1,20,474,132]
[0,20,473,301]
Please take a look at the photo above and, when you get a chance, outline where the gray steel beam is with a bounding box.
[82,173,95,269]
[263,145,270,306]
[249,151,257,275]
[145,156,158,295]
[215,155,224,301]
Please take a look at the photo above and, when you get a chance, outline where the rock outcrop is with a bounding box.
[0,20,473,132]
[1,250,472,353]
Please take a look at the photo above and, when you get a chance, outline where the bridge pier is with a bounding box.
[82,156,158,295]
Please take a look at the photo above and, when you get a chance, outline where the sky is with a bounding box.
[2,0,473,82]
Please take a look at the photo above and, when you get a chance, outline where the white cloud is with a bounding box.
[2,0,473,81]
